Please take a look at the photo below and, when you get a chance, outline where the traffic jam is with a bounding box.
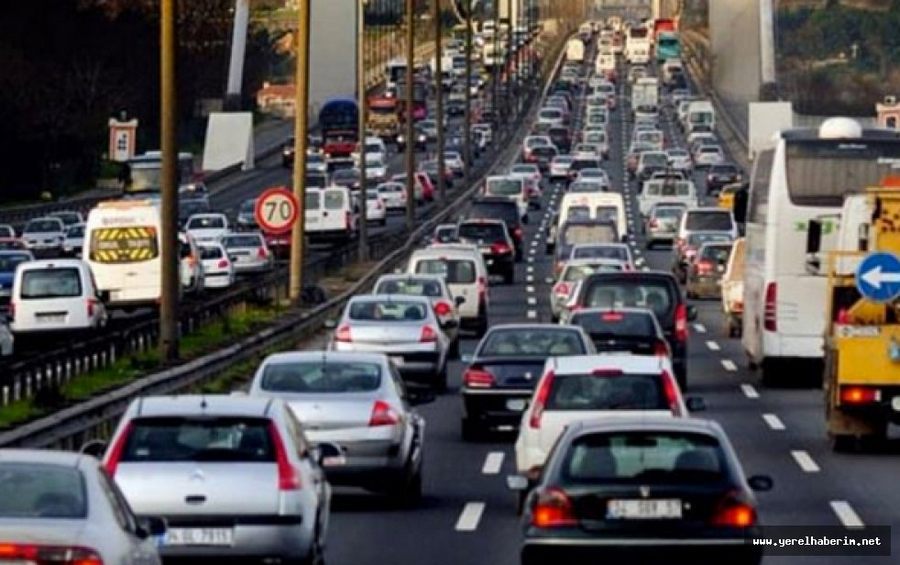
[2,11,900,565]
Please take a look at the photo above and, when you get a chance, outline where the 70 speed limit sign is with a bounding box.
[255,187,299,234]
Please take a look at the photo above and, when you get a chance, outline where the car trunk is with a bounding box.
[348,321,425,346]
[471,358,546,391]
[287,396,377,432]
[589,334,659,356]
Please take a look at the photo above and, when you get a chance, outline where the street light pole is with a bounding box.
[358,0,369,261]
[434,0,446,201]
[404,0,416,231]
[159,0,179,362]
[462,0,473,178]
[289,0,311,302]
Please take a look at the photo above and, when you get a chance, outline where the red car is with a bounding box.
[416,172,435,202]
[263,231,291,260]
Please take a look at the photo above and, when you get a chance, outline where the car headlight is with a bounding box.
[397,135,405,143]
[418,134,427,142]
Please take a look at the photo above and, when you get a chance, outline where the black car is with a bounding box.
[178,198,211,229]
[514,418,771,565]
[567,271,697,388]
[236,198,258,231]
[529,145,558,172]
[446,98,466,117]
[706,163,744,195]
[548,126,572,154]
[464,197,525,261]
[457,219,516,283]
[569,307,670,356]
[460,324,594,440]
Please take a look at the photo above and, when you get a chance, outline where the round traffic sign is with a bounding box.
[855,251,900,303]
[255,187,299,235]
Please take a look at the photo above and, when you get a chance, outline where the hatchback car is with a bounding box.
[377,182,408,211]
[706,162,744,195]
[513,418,771,565]
[103,395,333,564]
[463,197,525,260]
[686,241,734,299]
[61,224,85,257]
[0,250,33,304]
[457,219,516,284]
[249,351,432,502]
[645,203,687,249]
[184,213,229,244]
[330,295,451,390]
[21,217,65,255]
[549,259,628,322]
[198,243,235,289]
[569,307,671,357]
[673,231,735,283]
[220,232,273,274]
[374,274,463,357]
[0,449,164,565]
[461,324,594,440]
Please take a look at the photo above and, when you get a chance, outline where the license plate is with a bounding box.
[607,499,682,519]
[37,314,65,323]
[165,528,234,546]
[323,455,347,467]
[389,356,405,366]
[506,398,527,411]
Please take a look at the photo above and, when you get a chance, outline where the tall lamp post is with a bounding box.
[434,0,447,201]
[358,0,369,261]
[404,0,416,231]
[289,0,312,302]
[159,0,179,361]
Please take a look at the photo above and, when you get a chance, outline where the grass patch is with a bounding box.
[0,400,44,428]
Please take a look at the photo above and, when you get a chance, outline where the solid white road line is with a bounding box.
[762,413,786,430]
[740,384,759,399]
[527,310,537,319]
[482,452,505,475]
[830,501,864,528]
[705,340,720,351]
[693,323,707,333]
[791,450,820,473]
[455,502,486,532]
[721,359,738,372]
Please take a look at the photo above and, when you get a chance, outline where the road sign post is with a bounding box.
[855,252,900,303]
[255,187,300,235]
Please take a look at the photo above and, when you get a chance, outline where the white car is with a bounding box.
[693,144,725,167]
[198,243,235,289]
[185,213,229,244]
[21,217,65,253]
[667,148,693,172]
[549,258,628,321]
[364,153,389,183]
[220,232,273,274]
[514,354,686,474]
[62,223,85,257]
[365,191,388,225]
[549,155,574,181]
[377,182,408,211]
[509,163,542,185]
[10,259,108,333]
[444,151,465,177]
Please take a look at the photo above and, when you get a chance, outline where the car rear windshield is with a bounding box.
[349,300,428,321]
[583,278,674,320]
[24,220,61,233]
[711,164,738,174]
[570,310,657,339]
[700,244,733,263]
[486,178,522,196]
[561,224,618,247]
[688,233,732,247]
[546,373,668,411]
[188,216,225,229]
[531,146,558,158]
[479,329,586,356]
[324,191,345,209]
[120,417,276,463]
[653,206,685,219]
[375,278,443,297]
[20,268,82,299]
[561,431,726,484]
[223,235,262,248]
[642,153,668,167]
[685,211,733,231]
[0,253,31,272]
[572,246,627,261]
[468,202,519,225]
[261,361,381,393]
[415,259,476,284]
[458,223,506,241]
[305,191,321,210]
[0,463,87,519]
[563,262,623,281]
[199,246,224,260]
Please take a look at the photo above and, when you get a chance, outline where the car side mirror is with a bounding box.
[455,295,466,306]
[314,442,344,467]
[506,474,529,491]
[687,305,698,321]
[806,219,822,255]
[79,440,107,459]
[136,516,167,539]
[685,396,706,412]
[748,474,774,492]
[323,319,337,330]
[97,290,111,304]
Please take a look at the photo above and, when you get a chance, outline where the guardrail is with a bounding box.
[0,28,575,450]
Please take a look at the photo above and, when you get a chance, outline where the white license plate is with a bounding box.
[165,528,234,546]
[37,314,65,323]
[892,396,900,412]
[389,356,405,366]
[607,499,682,519]
[506,398,527,411]
[307,217,319,224]
[323,455,347,467]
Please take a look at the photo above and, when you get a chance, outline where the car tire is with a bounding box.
[504,268,515,285]
[515,248,523,262]
[461,418,480,442]
[379,218,387,227]
[392,463,423,507]
[449,337,460,359]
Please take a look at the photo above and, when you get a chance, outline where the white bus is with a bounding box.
[742,118,900,383]
[625,25,651,64]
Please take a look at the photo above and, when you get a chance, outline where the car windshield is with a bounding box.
[24,220,61,233]
[572,246,628,261]
[570,310,657,339]
[199,246,224,260]
[20,268,82,299]
[686,212,733,231]
[120,417,276,463]
[653,206,685,220]
[0,253,31,271]
[545,373,668,411]
[324,191,345,210]
[561,432,726,485]
[0,463,87,519]
[584,279,673,319]
[642,153,668,167]
[349,300,428,321]
[563,262,623,281]
[415,259,476,284]
[689,233,733,247]
[261,361,381,393]
[375,278,443,297]
[188,216,224,229]
[700,244,733,263]
[511,165,538,174]
[561,224,617,247]
[458,223,505,241]
[486,178,522,196]
[479,329,586,357]
[222,235,262,248]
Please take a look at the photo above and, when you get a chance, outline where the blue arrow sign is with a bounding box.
[856,252,900,302]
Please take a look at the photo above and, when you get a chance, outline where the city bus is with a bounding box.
[123,151,195,197]
[742,118,900,383]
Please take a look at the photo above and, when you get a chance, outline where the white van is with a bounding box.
[407,244,489,336]
[566,38,585,63]
[304,187,359,242]
[10,259,107,333]
[483,176,528,220]
[686,100,715,133]
[638,179,699,216]
[557,192,627,242]
[594,52,616,80]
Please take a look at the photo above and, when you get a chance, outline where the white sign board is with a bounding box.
[202,112,254,172]
[748,101,793,161]
[108,118,138,162]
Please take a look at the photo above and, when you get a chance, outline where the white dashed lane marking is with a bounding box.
[830,501,864,528]
[481,452,504,475]
[705,340,720,351]
[791,450,820,473]
[693,323,707,333]
[721,359,737,372]
[762,413,786,431]
[527,310,537,319]
[740,384,759,399]
[455,502,486,532]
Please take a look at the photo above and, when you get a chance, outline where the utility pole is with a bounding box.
[289,0,312,302]
[492,1,500,124]
[358,0,369,260]
[404,0,416,231]
[506,0,514,116]
[225,0,250,110]
[434,0,446,201]
[462,0,473,178]
[159,0,179,362]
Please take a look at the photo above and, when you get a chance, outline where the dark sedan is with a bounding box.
[706,163,744,195]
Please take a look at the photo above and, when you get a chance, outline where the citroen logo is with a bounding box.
[189,469,205,482]
[639,485,650,498]
[524,372,533,380]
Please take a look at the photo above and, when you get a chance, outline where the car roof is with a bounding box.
[486,323,585,334]
[0,448,94,468]
[351,293,431,304]
[19,259,84,269]
[260,351,388,366]
[566,416,725,438]
[418,243,480,256]
[565,258,626,268]
[132,395,278,418]
[551,354,667,375]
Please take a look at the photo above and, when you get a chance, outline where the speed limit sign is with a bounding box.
[255,187,299,234]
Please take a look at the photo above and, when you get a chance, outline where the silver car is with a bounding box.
[249,351,431,501]
[329,295,451,390]
[62,223,85,257]
[646,203,687,249]
[221,232,273,274]
[0,449,164,565]
[21,217,65,253]
[103,395,333,564]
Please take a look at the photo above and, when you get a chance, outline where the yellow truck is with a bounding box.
[814,180,900,450]
[366,96,399,139]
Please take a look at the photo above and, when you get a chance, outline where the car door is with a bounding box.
[283,408,330,537]
[98,470,162,565]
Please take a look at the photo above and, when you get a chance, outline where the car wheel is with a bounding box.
[379,218,387,226]
[449,337,460,359]
[504,267,515,285]
[675,365,687,391]
[461,418,480,442]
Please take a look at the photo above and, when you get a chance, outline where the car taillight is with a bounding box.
[839,385,880,405]
[434,301,452,317]
[217,259,229,269]
[491,242,512,255]
[764,282,777,332]
[531,487,577,528]
[675,304,688,343]
[553,282,571,297]
[420,325,438,342]
[529,370,555,429]
[0,544,104,565]
[711,495,757,527]
[513,227,523,241]
[87,297,98,318]
[654,338,671,358]
[369,400,400,426]
[257,247,269,258]
[268,422,301,490]
[661,369,682,415]
[334,325,352,342]
[477,276,487,301]
[554,261,564,276]
[103,422,133,476]
[463,367,495,388]
[601,311,623,321]
[696,259,714,275]
[649,218,658,228]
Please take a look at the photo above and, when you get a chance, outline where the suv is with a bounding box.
[457,219,516,284]
[563,271,696,388]
[463,197,525,260]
